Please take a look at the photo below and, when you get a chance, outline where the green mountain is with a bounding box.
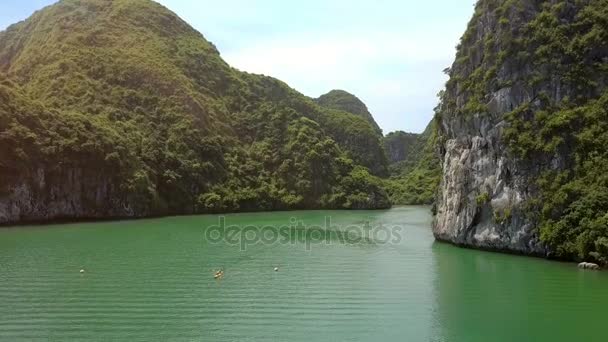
[315,90,383,135]
[0,0,390,224]
[434,0,608,263]
[383,122,441,205]
[315,89,388,176]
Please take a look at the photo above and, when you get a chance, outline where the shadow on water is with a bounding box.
[430,240,608,342]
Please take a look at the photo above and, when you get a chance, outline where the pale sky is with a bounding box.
[0,0,476,133]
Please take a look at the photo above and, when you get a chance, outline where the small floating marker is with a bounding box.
[79,269,85,274]
[274,267,279,272]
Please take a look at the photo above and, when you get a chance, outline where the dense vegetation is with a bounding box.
[441,0,608,262]
[313,88,442,206]
[314,89,441,206]
[315,90,383,135]
[0,0,391,220]
[315,90,388,176]
[383,121,441,205]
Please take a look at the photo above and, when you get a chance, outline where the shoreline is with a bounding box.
[0,206,402,229]
[432,236,600,268]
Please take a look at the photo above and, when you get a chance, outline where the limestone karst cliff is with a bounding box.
[434,0,608,262]
[383,131,419,165]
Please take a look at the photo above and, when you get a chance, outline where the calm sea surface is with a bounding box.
[1,206,607,341]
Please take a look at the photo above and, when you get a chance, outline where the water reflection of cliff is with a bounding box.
[430,241,608,342]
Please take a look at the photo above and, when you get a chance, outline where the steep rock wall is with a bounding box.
[433,0,608,258]
[0,167,142,224]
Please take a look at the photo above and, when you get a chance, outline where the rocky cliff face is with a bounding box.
[383,131,419,165]
[0,168,139,224]
[433,0,608,258]
[434,109,547,254]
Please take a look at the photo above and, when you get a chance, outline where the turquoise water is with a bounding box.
[0,207,607,341]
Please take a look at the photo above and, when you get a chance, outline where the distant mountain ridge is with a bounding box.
[383,122,441,206]
[316,90,383,136]
[383,131,419,165]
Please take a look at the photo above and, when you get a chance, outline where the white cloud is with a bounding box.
[223,29,457,82]
[222,29,459,133]
[152,0,475,133]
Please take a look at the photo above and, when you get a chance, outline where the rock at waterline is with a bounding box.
[578,262,600,270]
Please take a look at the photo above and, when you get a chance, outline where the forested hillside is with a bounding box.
[315,90,388,176]
[0,0,391,224]
[315,90,383,135]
